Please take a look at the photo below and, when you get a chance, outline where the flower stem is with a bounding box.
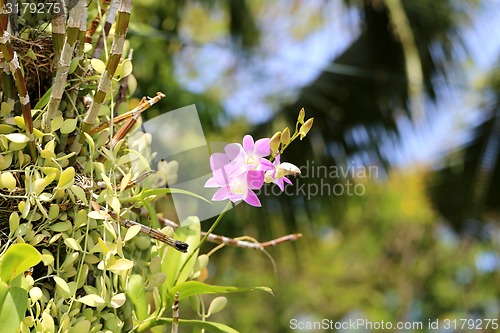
[172,201,232,286]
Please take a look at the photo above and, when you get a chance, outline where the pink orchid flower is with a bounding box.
[264,154,300,191]
[205,136,269,207]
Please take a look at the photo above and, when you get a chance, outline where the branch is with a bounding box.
[157,214,302,249]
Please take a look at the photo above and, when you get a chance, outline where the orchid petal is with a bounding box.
[225,143,244,160]
[247,170,265,189]
[254,138,271,157]
[242,135,255,154]
[210,153,229,171]
[204,177,219,188]
[258,158,275,171]
[244,190,261,207]
[212,187,230,201]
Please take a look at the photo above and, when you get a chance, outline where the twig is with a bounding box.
[171,292,180,333]
[90,92,165,135]
[156,214,302,249]
[90,201,189,253]
[109,92,165,150]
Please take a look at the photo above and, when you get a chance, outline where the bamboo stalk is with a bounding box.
[45,0,86,131]
[0,0,34,149]
[71,0,132,154]
[59,3,88,152]
[51,0,67,65]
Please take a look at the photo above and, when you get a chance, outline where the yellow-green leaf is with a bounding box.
[76,294,105,307]
[53,276,71,295]
[110,293,126,308]
[51,116,64,132]
[123,225,141,242]
[88,211,104,220]
[29,287,43,303]
[64,238,82,252]
[0,243,42,283]
[4,133,29,143]
[57,167,75,189]
[60,119,78,134]
[0,172,17,190]
[90,58,106,75]
[108,259,133,272]
[70,185,88,205]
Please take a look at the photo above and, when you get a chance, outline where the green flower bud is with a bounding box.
[281,127,290,145]
[270,131,281,153]
[297,108,305,124]
[299,118,314,140]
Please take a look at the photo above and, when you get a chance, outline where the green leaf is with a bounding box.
[91,58,106,75]
[76,294,105,307]
[127,274,148,321]
[164,217,201,290]
[34,86,53,110]
[70,185,88,205]
[57,167,75,190]
[64,238,82,252]
[108,258,134,272]
[0,281,28,333]
[142,188,211,204]
[0,243,42,283]
[53,276,71,295]
[123,224,141,242]
[68,319,91,333]
[4,133,29,143]
[169,281,273,301]
[110,293,126,308]
[144,318,239,333]
[51,115,64,132]
[60,119,78,134]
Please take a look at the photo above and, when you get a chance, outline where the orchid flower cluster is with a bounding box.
[205,109,314,207]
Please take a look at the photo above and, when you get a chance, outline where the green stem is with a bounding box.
[172,202,231,287]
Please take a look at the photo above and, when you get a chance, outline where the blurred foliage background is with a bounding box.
[129,0,500,331]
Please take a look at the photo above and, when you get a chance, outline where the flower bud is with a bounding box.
[299,118,314,140]
[281,127,290,145]
[269,131,281,153]
[297,108,305,125]
[275,162,300,179]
